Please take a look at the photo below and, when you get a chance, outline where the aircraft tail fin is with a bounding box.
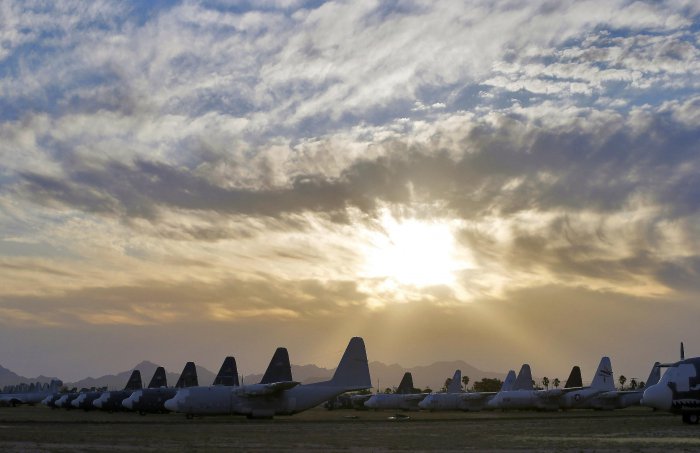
[514,364,533,390]
[447,370,462,393]
[590,357,615,391]
[396,372,414,394]
[501,370,517,391]
[564,366,582,388]
[330,337,371,391]
[148,367,167,388]
[124,370,142,391]
[260,348,292,384]
[646,362,661,387]
[175,362,198,388]
[213,356,239,386]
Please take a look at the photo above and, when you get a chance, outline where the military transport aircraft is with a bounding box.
[487,364,585,410]
[164,337,371,419]
[0,380,62,407]
[558,357,616,409]
[576,362,660,410]
[642,343,700,424]
[93,370,143,411]
[122,361,204,414]
[418,369,517,411]
[363,372,426,410]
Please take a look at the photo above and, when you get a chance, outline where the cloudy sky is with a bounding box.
[1,0,699,383]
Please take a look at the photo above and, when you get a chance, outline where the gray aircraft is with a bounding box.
[70,387,107,411]
[363,372,426,410]
[487,364,585,410]
[642,343,700,424]
[1,380,62,407]
[122,362,204,414]
[93,370,142,411]
[418,369,517,411]
[559,357,615,409]
[164,337,371,419]
[580,362,660,410]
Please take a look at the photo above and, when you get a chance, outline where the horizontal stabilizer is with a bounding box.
[238,381,300,397]
[148,367,167,389]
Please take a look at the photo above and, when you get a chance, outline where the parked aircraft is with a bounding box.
[93,370,142,411]
[70,387,107,411]
[418,369,517,411]
[0,380,62,407]
[164,337,371,418]
[642,343,700,424]
[487,365,585,410]
[559,357,615,409]
[581,362,660,410]
[54,392,81,409]
[122,362,202,414]
[364,372,426,410]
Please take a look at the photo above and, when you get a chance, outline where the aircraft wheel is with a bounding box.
[689,413,700,425]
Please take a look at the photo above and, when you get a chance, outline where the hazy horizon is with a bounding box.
[1,1,699,383]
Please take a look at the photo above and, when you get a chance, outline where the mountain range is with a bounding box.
[1,360,505,391]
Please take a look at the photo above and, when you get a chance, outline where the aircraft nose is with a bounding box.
[122,396,133,410]
[71,395,84,408]
[93,395,105,408]
[642,384,672,411]
[364,397,376,409]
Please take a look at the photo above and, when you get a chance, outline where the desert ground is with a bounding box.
[0,405,697,452]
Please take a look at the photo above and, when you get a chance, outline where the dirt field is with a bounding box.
[0,405,696,452]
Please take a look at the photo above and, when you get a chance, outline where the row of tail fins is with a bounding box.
[121,348,293,391]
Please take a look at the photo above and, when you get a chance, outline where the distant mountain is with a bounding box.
[2,359,505,392]
[68,361,217,391]
[0,364,61,388]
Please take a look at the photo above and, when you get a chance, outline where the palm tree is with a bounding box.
[443,377,452,393]
[541,376,550,390]
[462,375,470,391]
[553,378,560,389]
[619,375,627,390]
[629,378,638,390]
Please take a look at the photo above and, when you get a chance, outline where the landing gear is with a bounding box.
[682,413,700,424]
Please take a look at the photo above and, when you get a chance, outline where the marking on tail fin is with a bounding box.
[514,364,533,390]
[148,367,167,389]
[564,366,582,388]
[213,356,239,386]
[590,357,615,391]
[175,362,198,388]
[260,348,292,384]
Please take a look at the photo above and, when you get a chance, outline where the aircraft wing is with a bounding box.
[236,381,301,397]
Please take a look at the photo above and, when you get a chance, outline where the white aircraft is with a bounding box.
[418,369,517,411]
[164,337,371,419]
[487,364,584,411]
[0,380,62,407]
[364,372,427,411]
[559,357,615,409]
[582,362,660,410]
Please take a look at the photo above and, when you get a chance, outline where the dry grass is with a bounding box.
[0,405,695,451]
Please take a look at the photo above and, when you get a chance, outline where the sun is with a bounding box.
[360,213,469,288]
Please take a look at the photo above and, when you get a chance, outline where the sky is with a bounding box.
[1,0,699,383]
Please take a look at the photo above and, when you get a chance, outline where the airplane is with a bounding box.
[0,380,62,407]
[582,362,660,410]
[92,370,143,411]
[164,337,371,419]
[363,372,427,410]
[162,347,293,418]
[642,342,700,424]
[558,357,616,409]
[54,391,81,409]
[70,387,107,411]
[122,361,203,414]
[487,364,585,410]
[418,369,517,411]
